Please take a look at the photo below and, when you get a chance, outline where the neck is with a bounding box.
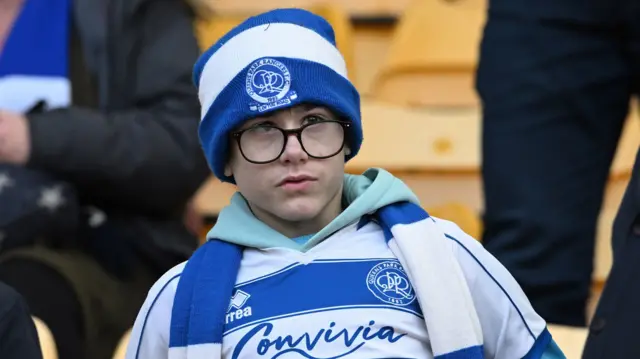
[250,187,344,239]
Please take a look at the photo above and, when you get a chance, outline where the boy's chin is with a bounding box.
[275,198,324,221]
[277,206,321,223]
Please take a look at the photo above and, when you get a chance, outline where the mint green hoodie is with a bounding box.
[206,168,565,359]
[207,168,419,251]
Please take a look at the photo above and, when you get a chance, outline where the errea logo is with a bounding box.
[226,289,253,324]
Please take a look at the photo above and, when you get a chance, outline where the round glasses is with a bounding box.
[232,120,350,164]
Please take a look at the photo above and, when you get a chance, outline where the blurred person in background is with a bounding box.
[476,0,639,337]
[0,0,210,358]
[0,281,43,359]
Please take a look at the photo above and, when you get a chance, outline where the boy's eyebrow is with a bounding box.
[234,105,332,132]
[299,104,317,112]
[297,104,331,116]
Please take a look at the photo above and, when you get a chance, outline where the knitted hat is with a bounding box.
[193,8,363,183]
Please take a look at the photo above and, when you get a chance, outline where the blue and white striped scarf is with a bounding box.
[169,201,485,359]
[0,0,72,113]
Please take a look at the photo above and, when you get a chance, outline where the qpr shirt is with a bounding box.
[126,218,550,359]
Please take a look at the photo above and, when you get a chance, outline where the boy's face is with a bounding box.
[225,104,349,235]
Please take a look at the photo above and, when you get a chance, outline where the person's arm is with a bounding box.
[26,0,210,215]
[435,218,567,359]
[0,283,43,359]
[126,263,185,359]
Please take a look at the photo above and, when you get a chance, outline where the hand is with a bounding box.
[0,110,31,165]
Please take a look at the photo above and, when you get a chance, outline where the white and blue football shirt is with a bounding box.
[126,217,551,359]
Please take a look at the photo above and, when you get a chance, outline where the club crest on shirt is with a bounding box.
[366,260,416,306]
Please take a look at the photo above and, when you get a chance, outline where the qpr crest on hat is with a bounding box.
[367,260,416,306]
[245,58,298,112]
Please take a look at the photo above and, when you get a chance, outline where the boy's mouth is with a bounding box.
[278,174,315,186]
[278,174,317,190]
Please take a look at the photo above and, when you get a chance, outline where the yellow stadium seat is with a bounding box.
[371,0,486,107]
[199,0,409,18]
[32,317,58,359]
[193,3,356,79]
[427,203,482,240]
[349,100,480,172]
[547,325,588,359]
[308,3,356,83]
[112,329,131,359]
[194,100,482,214]
[193,13,244,51]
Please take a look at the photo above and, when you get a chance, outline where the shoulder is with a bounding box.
[432,216,530,303]
[125,262,186,359]
[430,217,491,302]
[432,217,488,278]
[139,261,186,325]
[149,261,186,300]
[433,217,550,357]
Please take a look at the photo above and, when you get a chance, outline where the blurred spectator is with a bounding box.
[0,0,210,358]
[0,281,43,359]
[582,150,640,356]
[476,0,639,329]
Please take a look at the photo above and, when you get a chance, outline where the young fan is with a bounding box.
[126,8,566,359]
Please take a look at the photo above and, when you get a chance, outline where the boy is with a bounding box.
[126,8,566,359]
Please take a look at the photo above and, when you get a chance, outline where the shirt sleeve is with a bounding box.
[435,218,567,359]
[542,340,567,358]
[125,263,184,359]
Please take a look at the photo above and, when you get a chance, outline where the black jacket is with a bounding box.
[0,282,43,359]
[583,147,640,358]
[24,0,210,275]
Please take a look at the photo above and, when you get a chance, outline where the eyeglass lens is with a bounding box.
[239,121,345,163]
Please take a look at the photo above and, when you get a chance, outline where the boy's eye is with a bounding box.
[303,115,325,124]
[252,123,277,132]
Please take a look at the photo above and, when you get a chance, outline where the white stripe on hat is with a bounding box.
[198,22,348,119]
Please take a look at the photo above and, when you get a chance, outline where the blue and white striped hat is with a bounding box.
[193,8,363,183]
